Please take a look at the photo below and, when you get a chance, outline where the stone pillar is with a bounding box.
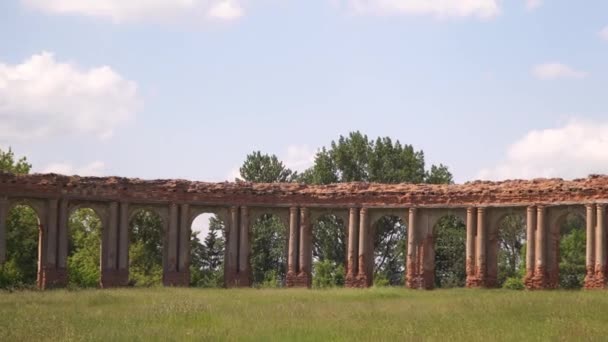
[595,204,606,287]
[356,208,370,287]
[101,202,119,288]
[465,207,476,287]
[0,197,6,264]
[345,207,359,287]
[238,206,251,287]
[163,203,180,286]
[532,206,547,289]
[117,202,129,286]
[56,199,68,284]
[225,206,239,287]
[286,207,299,287]
[39,199,61,289]
[175,203,190,287]
[584,204,596,288]
[524,206,536,289]
[406,208,418,289]
[297,207,312,288]
[475,207,486,287]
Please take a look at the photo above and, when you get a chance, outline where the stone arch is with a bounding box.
[248,207,289,287]
[488,208,527,287]
[431,211,466,288]
[310,209,348,287]
[547,205,586,288]
[128,205,167,287]
[368,208,408,286]
[189,206,229,288]
[4,200,42,287]
[66,204,104,287]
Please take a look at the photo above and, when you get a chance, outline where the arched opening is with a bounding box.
[251,214,287,287]
[67,208,102,288]
[434,215,466,288]
[0,205,39,288]
[496,214,526,288]
[557,213,586,289]
[190,213,225,288]
[129,209,164,287]
[311,214,346,288]
[372,215,407,286]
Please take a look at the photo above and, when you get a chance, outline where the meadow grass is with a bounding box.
[0,287,606,341]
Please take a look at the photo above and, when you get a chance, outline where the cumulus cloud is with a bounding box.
[600,26,608,41]
[0,52,138,141]
[339,0,500,19]
[22,0,244,22]
[283,145,316,171]
[42,161,106,176]
[477,119,608,180]
[525,0,542,10]
[532,62,587,80]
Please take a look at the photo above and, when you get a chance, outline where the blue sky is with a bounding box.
[1,0,608,184]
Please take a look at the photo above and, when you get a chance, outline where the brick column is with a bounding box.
[174,203,191,287]
[584,204,596,288]
[532,206,547,289]
[39,199,64,289]
[345,208,359,287]
[225,206,239,287]
[0,197,6,264]
[116,202,129,286]
[237,206,251,287]
[595,204,606,287]
[406,208,418,289]
[465,207,476,287]
[297,207,312,288]
[475,207,486,287]
[356,208,371,287]
[524,206,536,289]
[163,203,180,286]
[286,207,299,287]
[101,202,121,288]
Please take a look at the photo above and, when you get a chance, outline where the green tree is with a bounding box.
[0,148,36,289]
[238,151,297,183]
[129,211,163,287]
[300,132,454,286]
[67,209,102,288]
[239,151,292,286]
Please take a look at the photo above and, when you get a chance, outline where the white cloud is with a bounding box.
[532,62,587,80]
[0,52,138,141]
[600,26,608,41]
[340,0,500,19]
[477,119,608,180]
[42,161,106,176]
[22,0,245,22]
[525,0,542,10]
[283,145,316,171]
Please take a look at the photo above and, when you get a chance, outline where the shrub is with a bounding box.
[503,277,525,290]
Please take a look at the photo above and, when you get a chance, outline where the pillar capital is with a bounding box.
[527,205,536,212]
[466,207,476,214]
[477,206,486,213]
[586,203,596,210]
[290,206,299,214]
[409,207,417,214]
[597,203,607,209]
[360,207,369,215]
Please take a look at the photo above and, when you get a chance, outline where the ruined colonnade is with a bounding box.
[1,173,608,290]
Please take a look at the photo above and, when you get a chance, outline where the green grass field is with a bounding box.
[0,287,606,341]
